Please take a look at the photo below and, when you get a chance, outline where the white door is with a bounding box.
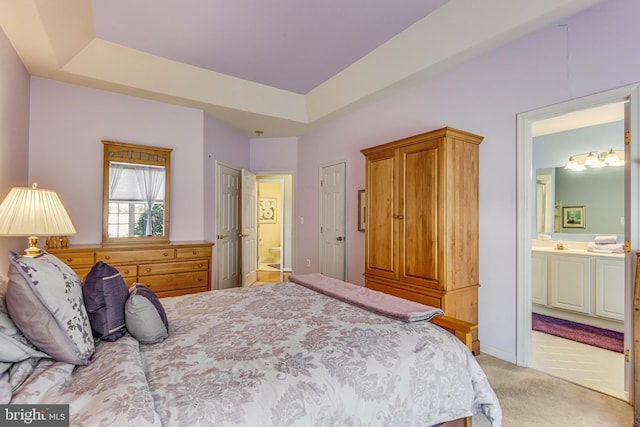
[320,162,346,280]
[241,168,258,286]
[216,163,240,289]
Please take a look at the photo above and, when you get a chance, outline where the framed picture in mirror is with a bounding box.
[563,206,585,228]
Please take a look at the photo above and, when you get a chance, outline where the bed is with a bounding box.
[1,253,501,426]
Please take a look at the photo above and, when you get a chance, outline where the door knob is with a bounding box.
[239,233,249,238]
[336,236,343,241]
[217,234,228,239]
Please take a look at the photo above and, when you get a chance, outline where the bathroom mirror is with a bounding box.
[533,115,625,237]
[535,165,623,235]
[102,140,172,244]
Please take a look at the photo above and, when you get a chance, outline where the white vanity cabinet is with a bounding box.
[595,258,624,321]
[549,254,592,314]
[531,247,625,325]
[531,252,548,305]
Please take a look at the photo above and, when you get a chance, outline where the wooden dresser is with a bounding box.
[48,241,213,298]
[361,127,482,353]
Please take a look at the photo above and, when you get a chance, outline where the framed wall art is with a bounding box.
[259,198,277,223]
[358,190,365,232]
[562,206,585,228]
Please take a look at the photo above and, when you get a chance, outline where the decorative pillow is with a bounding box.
[83,262,129,342]
[0,274,49,394]
[125,283,169,344]
[6,251,94,365]
[0,274,49,363]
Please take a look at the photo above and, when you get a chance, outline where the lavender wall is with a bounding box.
[28,78,205,244]
[0,28,30,275]
[295,0,640,358]
[250,137,297,172]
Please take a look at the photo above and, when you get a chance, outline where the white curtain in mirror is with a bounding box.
[135,166,164,235]
[109,162,165,236]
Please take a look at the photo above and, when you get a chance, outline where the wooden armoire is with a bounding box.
[362,127,483,351]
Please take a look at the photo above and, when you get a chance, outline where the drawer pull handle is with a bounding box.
[198,277,203,282]
[197,263,203,268]
[192,250,197,255]
[123,270,130,275]
[104,255,111,260]
[146,268,152,272]
[66,258,73,262]
[164,252,169,257]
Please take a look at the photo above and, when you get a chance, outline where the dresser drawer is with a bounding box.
[55,252,94,267]
[138,260,208,276]
[116,264,137,278]
[136,271,208,293]
[176,246,211,259]
[96,248,175,264]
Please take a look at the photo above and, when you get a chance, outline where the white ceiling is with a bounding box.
[0,0,606,137]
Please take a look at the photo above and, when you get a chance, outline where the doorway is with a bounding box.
[256,174,293,283]
[516,85,640,402]
[215,162,293,289]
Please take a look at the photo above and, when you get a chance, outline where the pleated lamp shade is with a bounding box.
[0,183,76,256]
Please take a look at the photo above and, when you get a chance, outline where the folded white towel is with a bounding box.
[588,242,624,253]
[594,235,618,244]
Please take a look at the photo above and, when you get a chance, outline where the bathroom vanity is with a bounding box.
[532,243,624,330]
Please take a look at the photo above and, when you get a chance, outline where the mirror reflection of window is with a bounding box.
[108,162,165,238]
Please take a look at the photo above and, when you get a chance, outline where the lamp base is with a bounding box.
[23,236,43,257]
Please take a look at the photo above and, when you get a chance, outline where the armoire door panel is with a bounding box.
[365,153,397,278]
[401,143,439,284]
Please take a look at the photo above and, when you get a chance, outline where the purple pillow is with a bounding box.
[83,262,129,342]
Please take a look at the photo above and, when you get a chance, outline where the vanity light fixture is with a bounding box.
[604,148,621,164]
[564,156,578,170]
[584,152,599,166]
[563,149,624,171]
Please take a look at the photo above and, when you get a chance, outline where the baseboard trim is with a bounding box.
[479,344,516,364]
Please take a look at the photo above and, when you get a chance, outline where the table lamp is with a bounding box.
[0,183,76,257]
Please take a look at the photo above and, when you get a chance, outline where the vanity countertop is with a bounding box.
[531,244,624,258]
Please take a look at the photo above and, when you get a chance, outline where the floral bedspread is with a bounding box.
[11,333,160,426]
[11,282,501,426]
[144,282,501,426]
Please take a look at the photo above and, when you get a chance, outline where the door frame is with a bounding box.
[515,84,640,402]
[319,160,347,281]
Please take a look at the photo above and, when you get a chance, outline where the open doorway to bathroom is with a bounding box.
[516,86,639,404]
[530,101,627,400]
[256,174,293,284]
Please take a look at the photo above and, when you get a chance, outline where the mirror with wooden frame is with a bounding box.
[102,140,172,244]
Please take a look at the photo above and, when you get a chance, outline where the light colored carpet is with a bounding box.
[475,354,633,426]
